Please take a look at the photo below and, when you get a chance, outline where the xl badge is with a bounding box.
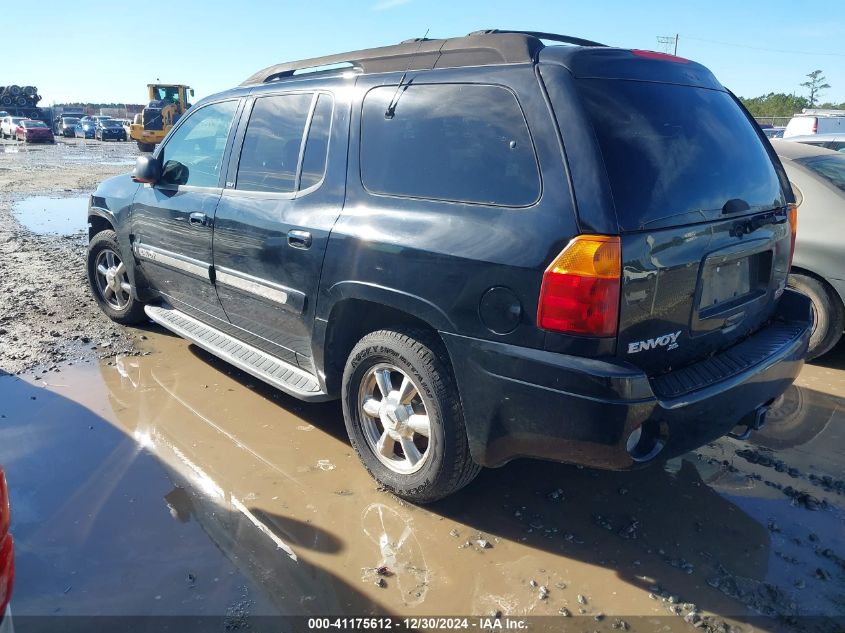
[627,330,681,354]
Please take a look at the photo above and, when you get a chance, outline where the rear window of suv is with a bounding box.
[577,79,784,231]
[360,84,541,207]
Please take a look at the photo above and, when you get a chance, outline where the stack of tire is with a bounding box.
[0,85,44,120]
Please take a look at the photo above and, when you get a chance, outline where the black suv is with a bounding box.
[86,30,812,502]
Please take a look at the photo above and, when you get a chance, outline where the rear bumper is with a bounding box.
[443,289,812,469]
[130,126,164,144]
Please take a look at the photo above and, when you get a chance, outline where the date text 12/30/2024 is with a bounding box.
[307,617,529,630]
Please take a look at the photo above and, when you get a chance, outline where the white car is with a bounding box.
[784,109,845,138]
[0,116,26,140]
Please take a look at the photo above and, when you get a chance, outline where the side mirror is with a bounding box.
[190,89,195,97]
[132,154,160,184]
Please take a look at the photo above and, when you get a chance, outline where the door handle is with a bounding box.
[288,229,312,249]
[189,212,207,227]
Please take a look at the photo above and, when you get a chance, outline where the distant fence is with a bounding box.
[754,116,792,127]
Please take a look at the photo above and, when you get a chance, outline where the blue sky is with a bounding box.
[5,0,844,105]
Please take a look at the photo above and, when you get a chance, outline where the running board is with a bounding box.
[144,304,328,401]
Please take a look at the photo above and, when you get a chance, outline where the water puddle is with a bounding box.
[12,195,88,235]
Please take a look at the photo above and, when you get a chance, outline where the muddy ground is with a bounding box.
[0,137,140,373]
[0,140,843,633]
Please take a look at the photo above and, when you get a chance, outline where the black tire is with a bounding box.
[87,230,146,325]
[342,328,481,503]
[137,141,155,152]
[788,272,844,360]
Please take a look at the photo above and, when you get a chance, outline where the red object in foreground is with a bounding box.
[0,467,13,621]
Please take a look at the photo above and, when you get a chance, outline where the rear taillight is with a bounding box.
[537,235,621,337]
[788,203,798,269]
[812,119,818,134]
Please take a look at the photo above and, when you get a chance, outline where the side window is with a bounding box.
[299,94,333,189]
[236,93,312,194]
[159,100,238,188]
[360,83,541,206]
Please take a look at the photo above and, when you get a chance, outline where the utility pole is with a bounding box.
[657,34,679,55]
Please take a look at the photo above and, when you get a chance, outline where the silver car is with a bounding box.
[772,139,845,358]
[782,133,845,153]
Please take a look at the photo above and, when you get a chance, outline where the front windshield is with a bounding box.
[796,155,845,193]
[64,118,79,124]
[155,87,180,102]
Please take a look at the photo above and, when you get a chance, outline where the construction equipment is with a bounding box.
[129,83,193,152]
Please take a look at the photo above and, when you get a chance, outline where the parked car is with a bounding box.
[120,118,133,139]
[0,116,26,140]
[16,119,54,143]
[95,119,127,141]
[771,140,845,359]
[56,116,80,137]
[763,127,785,139]
[783,133,845,153]
[85,31,811,502]
[0,467,13,633]
[74,117,97,139]
[784,109,845,138]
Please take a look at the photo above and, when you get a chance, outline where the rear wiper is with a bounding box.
[721,198,751,214]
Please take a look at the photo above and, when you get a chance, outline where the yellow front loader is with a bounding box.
[130,84,194,152]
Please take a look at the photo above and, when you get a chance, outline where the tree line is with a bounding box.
[740,70,842,118]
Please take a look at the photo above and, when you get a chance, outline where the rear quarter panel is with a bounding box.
[318,65,579,349]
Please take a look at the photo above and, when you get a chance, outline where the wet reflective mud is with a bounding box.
[0,330,843,631]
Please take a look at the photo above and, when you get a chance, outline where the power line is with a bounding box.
[683,35,845,58]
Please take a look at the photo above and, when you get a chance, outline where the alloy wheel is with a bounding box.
[358,363,432,474]
[94,248,131,310]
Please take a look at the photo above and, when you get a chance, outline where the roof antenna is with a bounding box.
[385,28,429,119]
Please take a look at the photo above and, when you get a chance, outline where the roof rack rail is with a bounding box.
[467,29,607,48]
[241,30,605,86]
